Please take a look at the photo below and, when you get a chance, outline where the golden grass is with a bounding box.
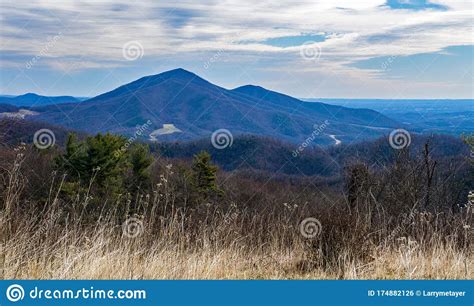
[2,217,471,280]
[1,148,472,280]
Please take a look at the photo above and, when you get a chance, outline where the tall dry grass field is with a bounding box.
[1,145,472,280]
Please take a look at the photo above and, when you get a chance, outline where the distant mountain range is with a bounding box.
[0,93,83,107]
[1,68,400,145]
[303,98,474,135]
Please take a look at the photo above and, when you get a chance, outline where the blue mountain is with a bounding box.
[27,68,399,145]
[0,93,80,107]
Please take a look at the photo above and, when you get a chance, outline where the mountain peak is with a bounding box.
[167,67,192,74]
[17,93,41,98]
[89,68,206,102]
[232,84,299,103]
[234,85,265,91]
[130,68,204,87]
[158,68,198,79]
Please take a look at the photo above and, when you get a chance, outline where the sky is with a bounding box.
[0,0,472,99]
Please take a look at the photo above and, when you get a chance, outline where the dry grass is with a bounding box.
[1,146,472,280]
[1,207,472,280]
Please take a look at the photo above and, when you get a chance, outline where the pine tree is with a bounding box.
[56,133,87,180]
[83,133,128,192]
[128,143,153,191]
[57,133,129,195]
[191,151,221,199]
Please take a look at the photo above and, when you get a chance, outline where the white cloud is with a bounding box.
[0,0,472,97]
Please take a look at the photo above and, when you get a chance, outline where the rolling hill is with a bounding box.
[0,93,82,107]
[25,68,399,145]
[159,132,469,169]
[0,118,80,147]
[2,118,469,182]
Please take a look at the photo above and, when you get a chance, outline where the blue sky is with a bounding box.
[0,0,472,99]
[385,0,447,10]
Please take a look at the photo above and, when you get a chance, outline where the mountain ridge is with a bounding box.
[0,93,81,107]
[18,68,400,145]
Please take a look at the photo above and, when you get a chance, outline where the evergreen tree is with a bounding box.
[128,143,153,191]
[56,133,86,181]
[84,133,128,191]
[57,133,129,195]
[191,151,221,199]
